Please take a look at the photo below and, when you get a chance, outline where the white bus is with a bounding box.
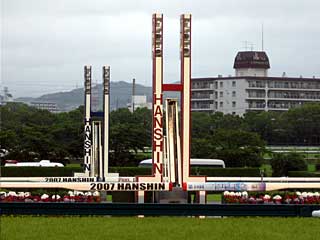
[4,160,64,167]
[138,159,225,168]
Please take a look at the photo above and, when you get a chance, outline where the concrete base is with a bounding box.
[73,172,89,177]
[100,191,107,202]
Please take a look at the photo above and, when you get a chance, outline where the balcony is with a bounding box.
[247,95,266,99]
[267,87,320,92]
[191,98,213,101]
[191,108,213,112]
[191,88,213,91]
[267,97,320,102]
[247,102,266,109]
[267,107,288,111]
[268,82,320,90]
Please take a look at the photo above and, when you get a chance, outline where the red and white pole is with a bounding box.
[180,14,192,182]
[84,65,92,176]
[180,14,206,203]
[103,66,110,178]
[152,13,164,181]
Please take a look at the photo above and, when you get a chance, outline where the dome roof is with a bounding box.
[233,51,270,69]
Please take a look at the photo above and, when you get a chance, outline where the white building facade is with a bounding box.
[128,95,152,112]
[191,51,320,115]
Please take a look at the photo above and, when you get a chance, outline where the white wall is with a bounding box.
[235,68,268,77]
[215,79,247,116]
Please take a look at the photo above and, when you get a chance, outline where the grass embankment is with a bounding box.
[1,216,319,240]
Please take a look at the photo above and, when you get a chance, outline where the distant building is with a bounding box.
[191,51,320,115]
[128,95,152,112]
[30,102,59,113]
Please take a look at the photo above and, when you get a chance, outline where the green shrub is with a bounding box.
[216,149,263,168]
[271,152,307,177]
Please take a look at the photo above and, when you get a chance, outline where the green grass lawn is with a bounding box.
[207,194,222,202]
[1,216,319,240]
[65,163,81,168]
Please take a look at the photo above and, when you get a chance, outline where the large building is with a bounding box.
[191,51,320,115]
[128,95,152,112]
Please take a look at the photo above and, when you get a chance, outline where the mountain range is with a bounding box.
[15,81,178,112]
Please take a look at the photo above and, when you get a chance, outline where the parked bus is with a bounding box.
[4,160,64,167]
[139,159,225,168]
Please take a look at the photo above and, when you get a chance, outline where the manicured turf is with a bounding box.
[65,163,81,168]
[1,216,319,240]
[207,194,222,202]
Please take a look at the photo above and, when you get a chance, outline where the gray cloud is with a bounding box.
[1,0,320,97]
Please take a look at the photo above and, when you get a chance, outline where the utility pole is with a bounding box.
[132,78,136,112]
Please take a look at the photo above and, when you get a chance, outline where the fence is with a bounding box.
[1,203,319,217]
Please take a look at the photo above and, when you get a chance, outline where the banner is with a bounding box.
[186,182,266,191]
[1,181,171,192]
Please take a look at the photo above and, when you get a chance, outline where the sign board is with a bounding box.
[185,182,266,191]
[1,181,171,192]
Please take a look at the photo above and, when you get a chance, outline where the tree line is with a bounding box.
[1,102,319,167]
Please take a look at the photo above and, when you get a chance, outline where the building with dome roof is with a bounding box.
[191,51,320,115]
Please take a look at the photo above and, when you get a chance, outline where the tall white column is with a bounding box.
[152,13,164,180]
[180,14,192,182]
[103,66,110,178]
[84,65,92,176]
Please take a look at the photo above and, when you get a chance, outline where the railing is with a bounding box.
[1,202,319,217]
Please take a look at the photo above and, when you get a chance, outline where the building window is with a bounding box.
[215,102,218,109]
[248,80,266,88]
[232,101,236,108]
[220,91,223,97]
[220,82,223,88]
[232,91,236,97]
[232,81,236,87]
[220,102,223,108]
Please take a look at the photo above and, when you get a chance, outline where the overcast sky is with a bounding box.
[1,0,320,98]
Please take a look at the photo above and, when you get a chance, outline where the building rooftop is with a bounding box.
[233,51,270,69]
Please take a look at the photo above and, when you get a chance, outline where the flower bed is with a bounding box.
[0,191,101,203]
[223,191,320,204]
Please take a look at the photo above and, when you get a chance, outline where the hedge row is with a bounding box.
[0,167,83,177]
[111,167,261,177]
[110,167,151,176]
[0,167,260,177]
[191,167,261,177]
[287,171,320,177]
